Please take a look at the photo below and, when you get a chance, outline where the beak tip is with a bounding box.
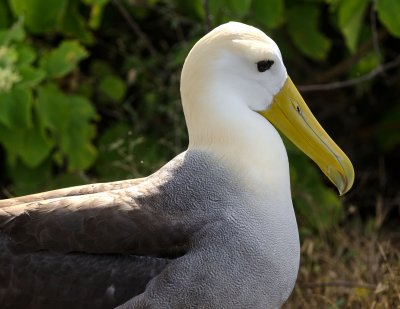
[337,168,355,196]
[338,188,349,197]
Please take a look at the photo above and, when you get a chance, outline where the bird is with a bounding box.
[0,22,354,308]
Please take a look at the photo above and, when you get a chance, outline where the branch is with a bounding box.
[112,0,157,57]
[298,56,400,92]
[312,29,387,84]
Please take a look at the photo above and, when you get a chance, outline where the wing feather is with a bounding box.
[0,234,169,309]
[0,183,189,256]
[0,178,147,208]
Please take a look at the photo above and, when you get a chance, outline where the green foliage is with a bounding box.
[99,75,126,102]
[40,41,88,78]
[226,0,252,15]
[0,88,31,128]
[0,0,399,232]
[36,84,97,170]
[9,0,68,34]
[0,1,11,29]
[287,4,331,60]
[349,51,379,77]
[337,0,369,52]
[251,0,284,29]
[0,13,96,183]
[376,0,400,37]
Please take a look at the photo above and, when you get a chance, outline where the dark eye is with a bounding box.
[256,60,274,72]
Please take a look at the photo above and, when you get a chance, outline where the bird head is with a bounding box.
[181,22,354,195]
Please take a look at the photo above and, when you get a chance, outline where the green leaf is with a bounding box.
[88,3,104,29]
[0,1,11,29]
[40,41,88,78]
[99,75,126,102]
[7,159,52,195]
[36,83,69,131]
[226,0,252,15]
[338,0,369,53]
[0,18,25,45]
[0,124,53,168]
[287,4,331,60]
[36,84,97,170]
[17,66,46,88]
[61,2,94,43]
[15,44,36,66]
[349,52,379,77]
[9,0,68,34]
[252,0,284,29]
[18,126,54,167]
[376,0,400,38]
[0,87,32,128]
[60,95,97,170]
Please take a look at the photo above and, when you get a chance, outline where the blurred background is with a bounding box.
[0,0,399,307]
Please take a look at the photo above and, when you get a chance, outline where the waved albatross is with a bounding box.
[0,22,354,308]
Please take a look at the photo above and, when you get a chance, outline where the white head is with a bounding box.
[181,22,287,125]
[180,22,354,196]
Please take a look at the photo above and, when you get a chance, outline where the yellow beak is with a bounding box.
[259,77,354,195]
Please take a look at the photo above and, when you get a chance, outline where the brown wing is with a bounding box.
[0,182,190,257]
[0,178,147,208]
[0,234,169,309]
[0,164,189,308]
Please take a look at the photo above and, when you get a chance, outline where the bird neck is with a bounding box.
[182,89,291,199]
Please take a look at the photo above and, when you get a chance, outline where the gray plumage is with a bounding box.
[0,151,299,308]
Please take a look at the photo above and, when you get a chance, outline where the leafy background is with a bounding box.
[0,0,399,307]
